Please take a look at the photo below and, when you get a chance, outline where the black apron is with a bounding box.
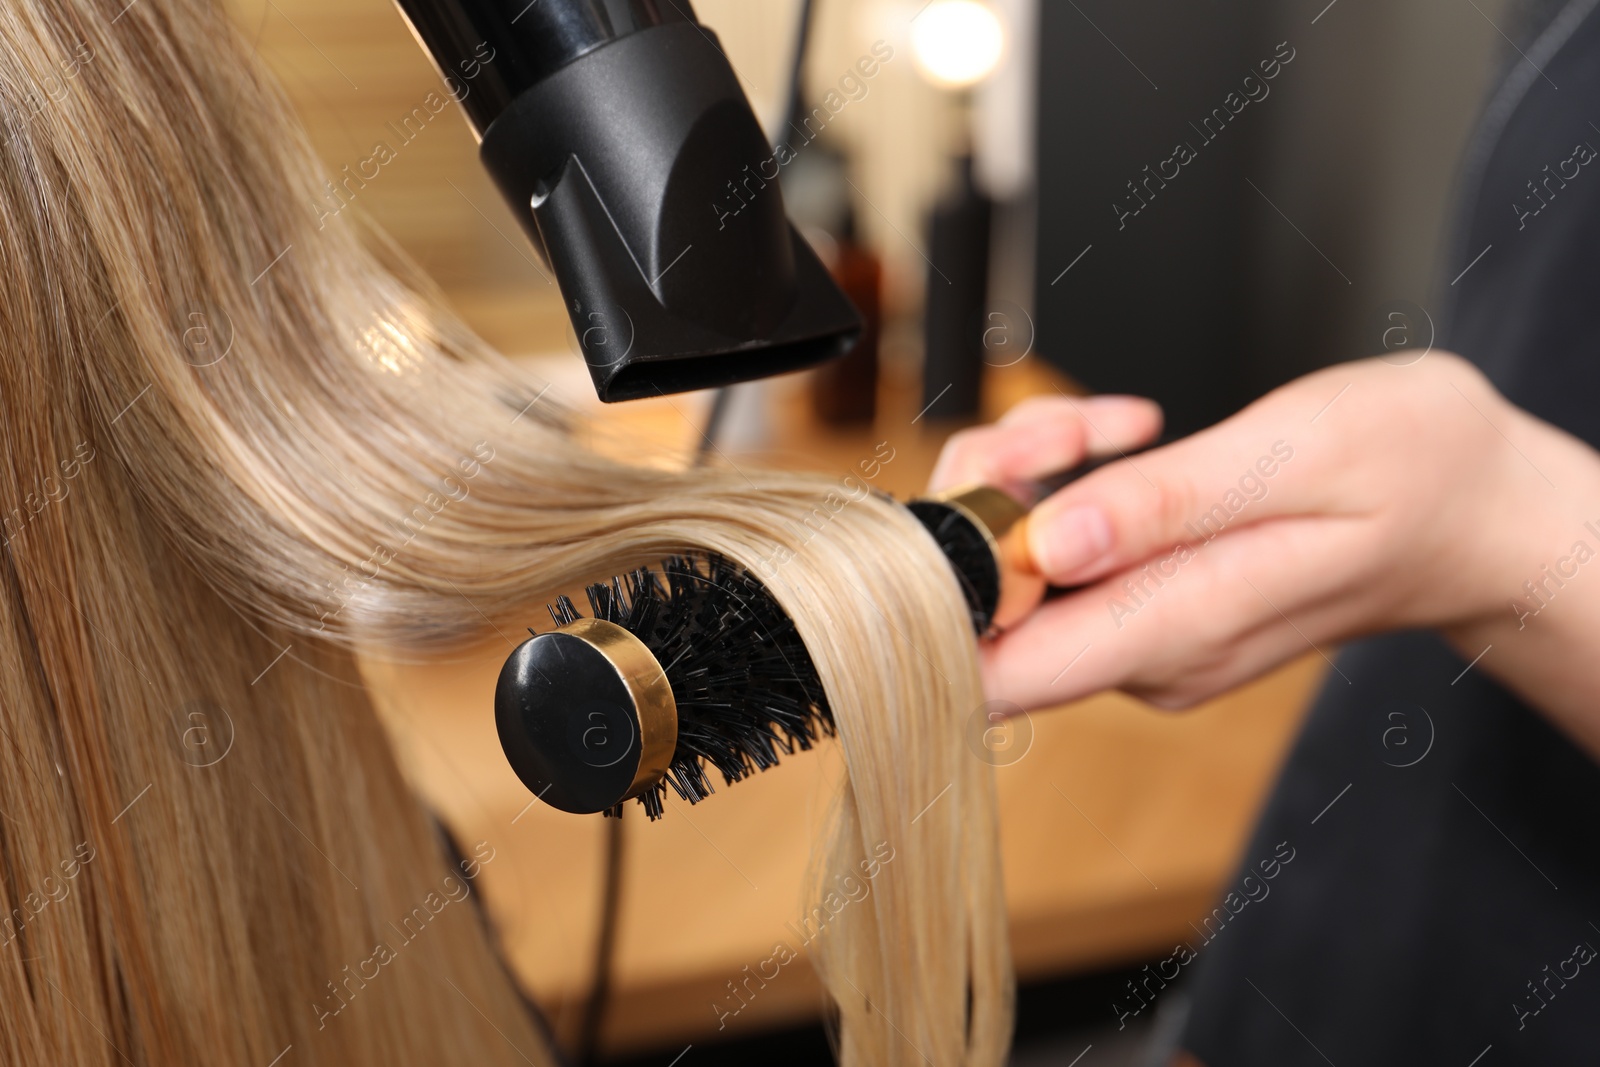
[1182,2,1600,1064]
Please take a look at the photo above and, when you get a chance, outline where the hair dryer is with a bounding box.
[392,0,861,401]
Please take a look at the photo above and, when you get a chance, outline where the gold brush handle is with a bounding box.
[914,439,1167,634]
[915,484,1045,632]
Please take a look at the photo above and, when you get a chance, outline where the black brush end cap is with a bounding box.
[495,620,677,816]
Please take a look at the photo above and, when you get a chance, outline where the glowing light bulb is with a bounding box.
[911,0,1005,90]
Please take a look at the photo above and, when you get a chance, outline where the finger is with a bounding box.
[972,574,1265,713]
[928,420,1087,495]
[997,394,1164,451]
[1021,415,1318,587]
[1122,621,1337,710]
[979,514,1362,711]
[980,606,1301,713]
[927,395,1162,493]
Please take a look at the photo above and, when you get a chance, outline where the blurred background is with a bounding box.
[222,0,1516,1062]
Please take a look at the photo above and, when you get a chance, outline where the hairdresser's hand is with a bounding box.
[930,355,1600,755]
[928,393,1165,494]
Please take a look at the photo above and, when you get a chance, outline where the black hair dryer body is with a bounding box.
[393,0,861,401]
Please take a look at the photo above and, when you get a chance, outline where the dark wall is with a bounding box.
[1033,0,1508,435]
[1034,0,1275,435]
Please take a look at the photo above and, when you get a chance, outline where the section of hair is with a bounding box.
[0,0,1012,1064]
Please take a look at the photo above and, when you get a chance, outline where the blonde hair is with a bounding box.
[0,0,1011,1063]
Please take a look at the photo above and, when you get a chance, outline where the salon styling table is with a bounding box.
[362,356,1323,1057]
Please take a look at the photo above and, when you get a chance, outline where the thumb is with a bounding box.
[1022,424,1307,586]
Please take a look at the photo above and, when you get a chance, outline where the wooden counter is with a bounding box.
[224,0,1326,1054]
[230,0,1319,1048]
[361,356,1323,1057]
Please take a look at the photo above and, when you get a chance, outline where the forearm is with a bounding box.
[1445,411,1600,762]
[1453,607,1600,761]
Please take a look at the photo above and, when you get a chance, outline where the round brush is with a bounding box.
[906,484,1041,636]
[495,554,832,819]
[496,446,1157,818]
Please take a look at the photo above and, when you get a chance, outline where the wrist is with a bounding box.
[1438,407,1600,756]
[1446,407,1600,638]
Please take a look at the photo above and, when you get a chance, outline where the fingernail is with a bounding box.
[1029,505,1112,579]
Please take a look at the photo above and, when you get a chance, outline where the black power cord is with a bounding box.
[695,386,735,464]
[576,9,822,1059]
[782,0,818,140]
[695,0,816,468]
[576,815,626,1063]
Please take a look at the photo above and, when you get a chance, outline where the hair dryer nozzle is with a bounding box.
[395,0,860,401]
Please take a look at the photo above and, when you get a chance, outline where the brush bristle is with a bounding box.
[546,553,832,820]
[906,500,999,633]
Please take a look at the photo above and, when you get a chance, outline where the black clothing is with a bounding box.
[1183,2,1600,1064]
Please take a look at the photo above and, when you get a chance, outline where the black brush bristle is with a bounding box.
[548,594,584,627]
[905,500,1000,633]
[547,552,832,820]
